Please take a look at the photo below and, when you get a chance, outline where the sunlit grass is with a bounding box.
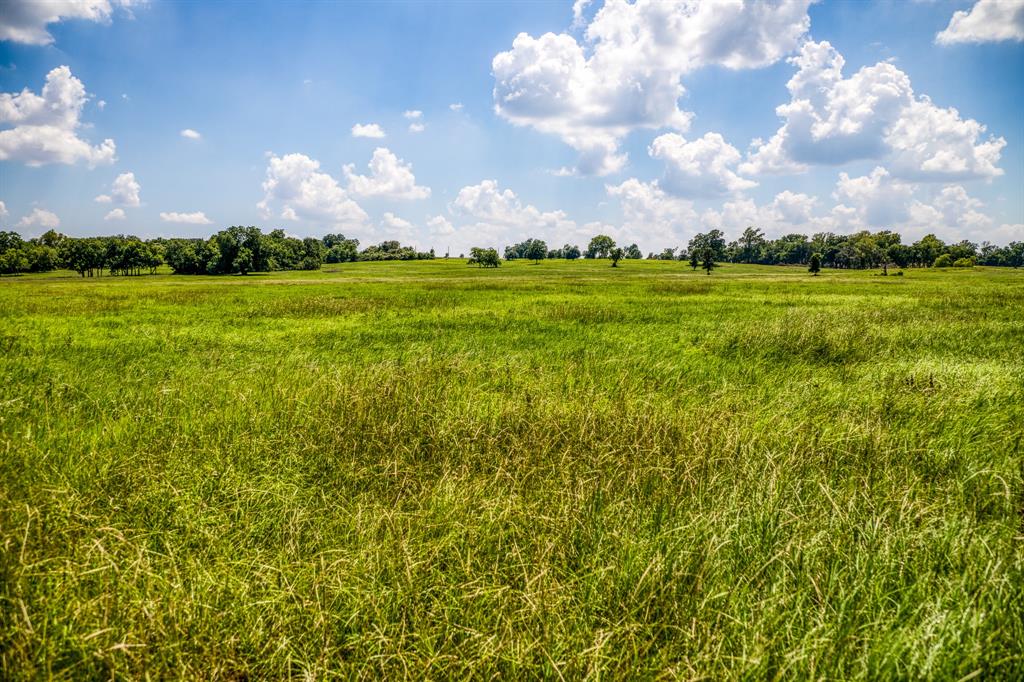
[1,260,1022,678]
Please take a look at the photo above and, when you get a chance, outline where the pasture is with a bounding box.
[1,260,1022,678]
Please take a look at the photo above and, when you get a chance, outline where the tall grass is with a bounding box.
[1,260,1022,678]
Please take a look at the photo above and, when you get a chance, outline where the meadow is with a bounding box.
[1,259,1022,679]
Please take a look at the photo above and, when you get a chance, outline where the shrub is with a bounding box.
[953,257,975,268]
[933,253,953,268]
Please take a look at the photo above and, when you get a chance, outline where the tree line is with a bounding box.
[489,229,1024,271]
[2,225,1022,277]
[0,227,434,276]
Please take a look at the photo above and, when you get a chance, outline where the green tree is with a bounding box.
[526,239,547,263]
[740,226,765,263]
[808,252,822,276]
[702,248,715,275]
[468,247,501,268]
[586,234,615,259]
[610,247,624,267]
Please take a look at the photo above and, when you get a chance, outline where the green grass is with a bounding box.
[1,260,1022,679]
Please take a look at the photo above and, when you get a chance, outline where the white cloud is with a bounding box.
[180,128,201,140]
[344,147,430,200]
[159,211,213,225]
[16,207,60,230]
[403,110,422,119]
[0,65,116,167]
[427,214,455,235]
[493,0,812,175]
[606,178,698,245]
[94,171,140,206]
[936,0,1024,44]
[104,208,125,221]
[0,201,8,220]
[572,0,594,28]
[258,152,368,228]
[0,0,142,46]
[379,212,416,241]
[649,132,757,198]
[449,179,576,245]
[742,41,1005,181]
[351,123,386,138]
[97,100,106,110]
[813,166,999,241]
[408,122,425,133]
[833,166,916,227]
[449,103,463,112]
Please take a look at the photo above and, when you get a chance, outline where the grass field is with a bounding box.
[1,260,1022,679]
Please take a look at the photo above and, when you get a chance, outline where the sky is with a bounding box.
[1,0,1022,254]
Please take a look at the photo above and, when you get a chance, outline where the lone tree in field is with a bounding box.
[809,252,822,276]
[689,249,699,271]
[586,234,615,259]
[702,247,715,275]
[610,247,624,267]
[526,239,547,264]
[468,247,501,267]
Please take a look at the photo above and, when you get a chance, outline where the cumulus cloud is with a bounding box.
[0,0,142,46]
[379,212,416,241]
[104,208,125,221]
[427,214,455,235]
[351,123,386,138]
[605,178,698,245]
[828,168,997,241]
[16,207,60,230]
[493,0,812,175]
[344,147,430,200]
[94,171,141,206]
[649,132,756,197]
[0,201,7,220]
[180,128,201,140]
[741,40,1005,181]
[159,211,213,225]
[449,103,463,112]
[448,179,576,244]
[258,152,368,228]
[936,0,1024,45]
[408,122,425,133]
[0,65,116,166]
[403,110,422,120]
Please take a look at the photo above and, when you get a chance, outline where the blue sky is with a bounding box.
[1,0,1022,253]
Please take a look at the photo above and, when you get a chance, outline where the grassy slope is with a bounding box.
[1,260,1022,678]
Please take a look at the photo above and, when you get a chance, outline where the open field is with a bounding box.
[1,260,1022,678]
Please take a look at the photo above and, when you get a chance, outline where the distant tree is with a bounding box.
[468,247,501,268]
[701,247,715,275]
[689,249,699,271]
[562,244,581,260]
[625,243,642,259]
[914,234,946,267]
[610,247,624,267]
[526,239,547,263]
[933,253,953,268]
[586,234,616,259]
[233,246,254,275]
[808,252,822,276]
[0,248,29,275]
[739,226,765,263]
